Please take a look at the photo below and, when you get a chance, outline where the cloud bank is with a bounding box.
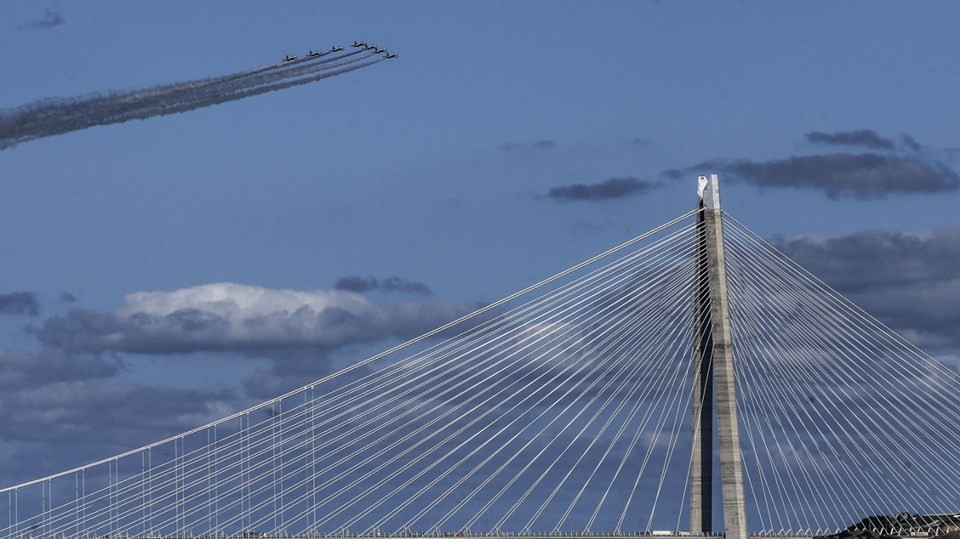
[776,228,960,349]
[725,153,960,199]
[22,9,64,29]
[547,177,658,202]
[805,129,896,151]
[0,291,40,317]
[662,129,959,199]
[0,347,240,484]
[334,275,433,296]
[0,349,118,390]
[666,153,959,199]
[497,140,557,152]
[39,282,470,355]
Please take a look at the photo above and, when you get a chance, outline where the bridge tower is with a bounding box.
[690,174,748,539]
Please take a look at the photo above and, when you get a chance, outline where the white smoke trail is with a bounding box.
[0,49,388,150]
[69,52,377,126]
[95,55,386,125]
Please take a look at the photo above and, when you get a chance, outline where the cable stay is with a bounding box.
[2,206,959,539]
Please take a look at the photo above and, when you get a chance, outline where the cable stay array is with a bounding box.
[1,208,958,539]
[723,215,960,535]
[1,211,706,538]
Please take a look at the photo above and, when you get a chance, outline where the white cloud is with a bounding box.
[118,282,368,318]
[41,282,471,355]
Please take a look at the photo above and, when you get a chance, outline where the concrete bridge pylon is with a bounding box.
[690,174,748,539]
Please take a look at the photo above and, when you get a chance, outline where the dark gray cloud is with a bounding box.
[23,9,64,29]
[0,349,120,390]
[242,355,372,399]
[662,128,957,199]
[60,292,78,303]
[775,228,960,349]
[497,140,557,152]
[901,134,923,152]
[667,153,959,199]
[0,291,41,317]
[547,176,659,202]
[727,153,960,198]
[0,345,239,485]
[334,275,433,296]
[0,378,239,483]
[660,166,696,180]
[805,129,896,150]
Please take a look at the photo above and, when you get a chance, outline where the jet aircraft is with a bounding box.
[330,46,344,52]
[282,54,298,62]
[352,41,367,48]
[384,53,398,59]
[307,50,322,57]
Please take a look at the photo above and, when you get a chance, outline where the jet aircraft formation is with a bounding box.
[281,42,397,65]
[0,41,396,150]
[352,40,398,58]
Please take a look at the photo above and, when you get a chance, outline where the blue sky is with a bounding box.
[2,0,960,515]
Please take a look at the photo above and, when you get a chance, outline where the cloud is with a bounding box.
[497,140,557,152]
[38,282,471,356]
[937,354,960,373]
[0,347,238,484]
[775,228,960,349]
[0,378,239,483]
[60,292,78,303]
[805,129,896,150]
[0,349,120,390]
[334,276,433,296]
[901,134,923,152]
[23,8,64,29]
[0,291,40,317]
[727,153,960,198]
[804,129,926,153]
[241,355,372,399]
[668,153,959,199]
[662,129,958,199]
[547,177,659,202]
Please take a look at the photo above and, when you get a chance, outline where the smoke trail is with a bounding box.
[89,54,384,127]
[0,49,388,150]
[197,58,386,109]
[1,50,375,146]
[69,52,375,128]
